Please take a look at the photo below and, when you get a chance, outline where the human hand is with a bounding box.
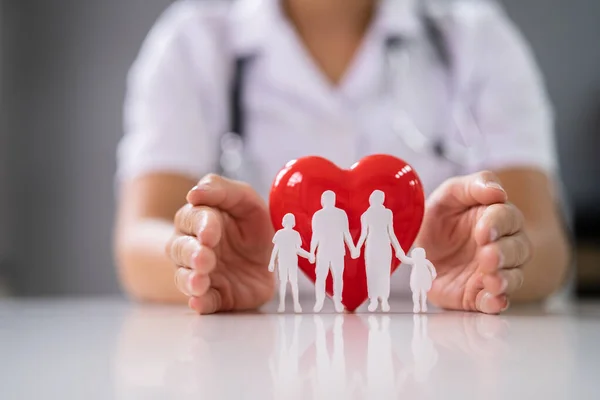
[268,262,275,273]
[351,247,360,259]
[309,254,315,264]
[416,172,530,314]
[166,174,275,314]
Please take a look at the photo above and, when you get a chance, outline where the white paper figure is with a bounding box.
[269,213,315,313]
[355,190,404,312]
[399,248,437,313]
[310,191,356,313]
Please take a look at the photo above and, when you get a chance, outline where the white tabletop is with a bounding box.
[1,297,600,400]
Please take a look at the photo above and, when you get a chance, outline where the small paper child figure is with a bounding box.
[269,213,315,313]
[355,190,404,313]
[399,248,437,313]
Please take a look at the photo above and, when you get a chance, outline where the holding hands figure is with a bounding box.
[310,191,355,313]
[398,248,437,313]
[269,213,314,313]
[355,190,404,313]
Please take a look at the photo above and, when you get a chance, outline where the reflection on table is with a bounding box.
[114,303,535,400]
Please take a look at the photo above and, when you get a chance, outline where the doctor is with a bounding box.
[115,0,570,314]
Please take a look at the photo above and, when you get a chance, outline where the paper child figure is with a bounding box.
[399,248,437,313]
[269,213,315,313]
[355,190,404,312]
[310,190,356,313]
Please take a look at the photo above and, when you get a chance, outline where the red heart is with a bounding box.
[269,155,425,312]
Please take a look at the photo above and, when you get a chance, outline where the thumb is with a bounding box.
[186,174,267,219]
[428,171,507,210]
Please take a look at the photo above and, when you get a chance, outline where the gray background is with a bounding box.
[0,0,599,296]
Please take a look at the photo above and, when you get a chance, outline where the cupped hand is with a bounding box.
[166,174,275,314]
[416,171,531,314]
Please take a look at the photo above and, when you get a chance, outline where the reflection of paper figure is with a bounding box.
[364,316,405,397]
[355,190,404,312]
[310,191,356,313]
[269,316,304,400]
[269,214,314,313]
[309,316,360,398]
[411,315,438,383]
[399,248,437,313]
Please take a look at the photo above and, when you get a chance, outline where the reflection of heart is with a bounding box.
[269,155,425,312]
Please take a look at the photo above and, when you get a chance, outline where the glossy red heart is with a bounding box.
[269,155,425,312]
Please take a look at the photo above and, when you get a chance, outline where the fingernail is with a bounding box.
[518,274,525,290]
[186,275,195,297]
[500,278,508,293]
[191,250,200,267]
[488,182,508,201]
[187,185,210,203]
[175,272,190,296]
[191,179,213,191]
[197,212,209,236]
[490,228,499,242]
[477,292,493,313]
[497,251,504,269]
[195,183,212,192]
[501,298,510,312]
[485,181,505,193]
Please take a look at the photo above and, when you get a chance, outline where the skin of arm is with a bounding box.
[115,173,196,303]
[495,168,571,302]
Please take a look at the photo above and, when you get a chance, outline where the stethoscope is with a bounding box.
[384,34,484,168]
[220,28,485,177]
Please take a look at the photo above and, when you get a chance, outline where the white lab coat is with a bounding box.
[117,0,557,296]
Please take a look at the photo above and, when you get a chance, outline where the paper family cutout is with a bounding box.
[269,190,436,314]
